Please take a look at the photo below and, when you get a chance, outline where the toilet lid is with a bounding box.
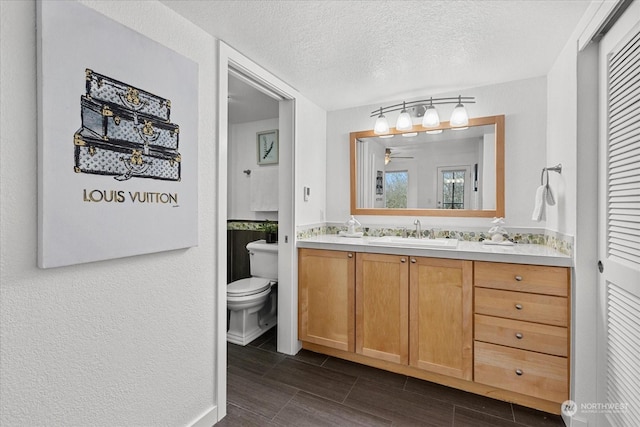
[227,278,271,297]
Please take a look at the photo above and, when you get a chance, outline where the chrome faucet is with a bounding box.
[414,219,422,239]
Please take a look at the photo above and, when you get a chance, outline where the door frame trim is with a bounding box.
[216,41,299,422]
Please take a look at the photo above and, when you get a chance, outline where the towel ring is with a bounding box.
[541,164,562,186]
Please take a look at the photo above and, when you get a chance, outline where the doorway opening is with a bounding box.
[226,69,280,345]
[217,41,299,422]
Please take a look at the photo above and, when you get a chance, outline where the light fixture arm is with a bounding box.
[369,96,475,117]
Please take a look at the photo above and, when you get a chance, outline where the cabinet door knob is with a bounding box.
[400,258,406,263]
[515,332,523,339]
[515,303,523,310]
[348,253,353,258]
[410,258,417,263]
[515,369,523,376]
[515,275,523,281]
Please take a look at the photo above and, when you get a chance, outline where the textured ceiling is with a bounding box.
[162,0,591,111]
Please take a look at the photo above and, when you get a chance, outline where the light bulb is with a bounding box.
[395,102,413,131]
[422,105,440,128]
[450,96,469,127]
[374,113,390,135]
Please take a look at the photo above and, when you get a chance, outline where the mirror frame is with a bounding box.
[350,114,505,217]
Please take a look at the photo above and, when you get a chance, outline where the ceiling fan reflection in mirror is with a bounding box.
[385,148,413,165]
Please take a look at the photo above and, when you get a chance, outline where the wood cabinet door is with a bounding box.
[298,249,355,351]
[409,257,473,379]
[356,253,409,364]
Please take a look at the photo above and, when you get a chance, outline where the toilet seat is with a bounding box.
[227,277,271,297]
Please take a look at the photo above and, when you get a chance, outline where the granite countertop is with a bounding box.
[297,234,573,267]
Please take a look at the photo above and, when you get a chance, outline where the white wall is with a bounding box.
[228,118,279,221]
[0,1,218,426]
[547,40,578,238]
[276,95,326,355]
[547,2,603,425]
[296,97,328,226]
[326,76,548,229]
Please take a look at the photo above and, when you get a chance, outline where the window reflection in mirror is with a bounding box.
[350,115,504,218]
[385,170,408,208]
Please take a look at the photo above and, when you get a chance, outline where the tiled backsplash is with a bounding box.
[295,222,573,256]
[227,220,574,256]
[227,220,270,231]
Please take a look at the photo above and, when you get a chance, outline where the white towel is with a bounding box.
[250,168,278,212]
[545,185,556,206]
[531,185,546,222]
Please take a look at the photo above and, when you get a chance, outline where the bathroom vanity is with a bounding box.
[297,236,571,414]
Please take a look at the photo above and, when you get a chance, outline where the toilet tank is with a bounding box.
[246,240,278,280]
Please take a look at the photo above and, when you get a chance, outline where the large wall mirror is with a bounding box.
[350,115,504,217]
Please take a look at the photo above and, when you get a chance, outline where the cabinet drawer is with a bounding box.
[474,341,568,403]
[475,262,569,297]
[475,288,568,327]
[474,314,567,357]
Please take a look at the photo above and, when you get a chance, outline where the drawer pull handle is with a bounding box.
[515,332,523,339]
[400,258,406,263]
[515,369,523,376]
[515,304,523,310]
[411,258,417,263]
[348,253,353,258]
[515,275,523,281]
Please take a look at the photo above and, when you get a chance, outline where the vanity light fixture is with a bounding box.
[371,95,475,134]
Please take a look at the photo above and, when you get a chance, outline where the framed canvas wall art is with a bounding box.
[37,1,199,268]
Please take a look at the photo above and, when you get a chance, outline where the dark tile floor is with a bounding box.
[220,328,565,426]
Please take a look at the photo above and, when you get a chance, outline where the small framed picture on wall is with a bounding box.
[256,129,278,165]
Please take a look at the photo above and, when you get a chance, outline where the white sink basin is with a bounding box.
[369,236,459,249]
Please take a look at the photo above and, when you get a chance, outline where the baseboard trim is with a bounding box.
[190,406,218,427]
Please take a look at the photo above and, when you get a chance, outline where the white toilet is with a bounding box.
[227,239,278,345]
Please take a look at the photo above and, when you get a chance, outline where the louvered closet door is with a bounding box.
[598,3,640,426]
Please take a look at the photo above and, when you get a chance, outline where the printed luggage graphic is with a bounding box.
[75,69,182,181]
[81,95,179,151]
[74,128,181,182]
[85,69,171,122]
